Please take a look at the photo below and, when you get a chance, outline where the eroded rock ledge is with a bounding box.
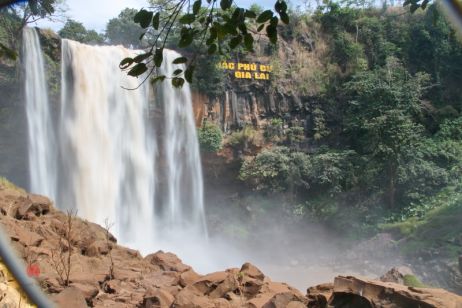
[1,183,461,307]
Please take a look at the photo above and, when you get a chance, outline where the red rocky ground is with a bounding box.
[1,183,462,308]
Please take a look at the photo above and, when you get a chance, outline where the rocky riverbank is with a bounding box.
[1,181,462,307]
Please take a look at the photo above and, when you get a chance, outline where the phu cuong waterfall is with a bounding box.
[23,28,57,201]
[23,28,211,271]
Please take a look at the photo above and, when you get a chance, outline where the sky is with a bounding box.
[34,0,286,33]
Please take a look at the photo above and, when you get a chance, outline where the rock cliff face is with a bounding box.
[191,88,307,131]
[1,182,462,308]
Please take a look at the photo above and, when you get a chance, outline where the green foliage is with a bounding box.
[191,54,226,97]
[264,118,283,142]
[286,126,304,146]
[105,8,144,47]
[59,19,104,44]
[239,147,308,192]
[120,0,289,87]
[198,121,223,152]
[381,183,462,259]
[1,0,62,51]
[0,176,25,193]
[228,126,257,151]
[332,31,364,72]
[239,146,358,194]
[403,275,426,288]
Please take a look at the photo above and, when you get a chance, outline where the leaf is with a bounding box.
[185,65,195,83]
[280,11,289,24]
[179,14,196,24]
[232,8,244,22]
[152,12,160,30]
[410,3,419,12]
[274,0,287,13]
[173,57,188,64]
[128,63,148,76]
[119,57,134,69]
[244,10,257,19]
[421,0,430,10]
[257,24,265,32]
[256,10,273,23]
[220,0,232,10]
[172,77,185,88]
[206,36,215,45]
[229,35,242,49]
[208,43,218,54]
[179,31,194,47]
[266,24,277,44]
[270,16,278,27]
[151,75,166,84]
[134,9,153,28]
[238,23,247,34]
[133,52,152,63]
[223,22,238,35]
[173,68,183,75]
[244,33,254,51]
[154,48,163,67]
[193,0,202,15]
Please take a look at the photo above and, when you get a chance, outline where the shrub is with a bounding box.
[198,121,223,153]
[264,118,284,142]
[228,126,257,151]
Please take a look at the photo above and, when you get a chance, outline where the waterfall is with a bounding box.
[23,28,57,200]
[156,50,207,238]
[59,39,156,243]
[23,35,209,268]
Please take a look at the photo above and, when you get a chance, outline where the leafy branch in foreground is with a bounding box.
[119,0,289,88]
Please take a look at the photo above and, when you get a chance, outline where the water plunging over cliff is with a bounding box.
[25,37,208,267]
[60,40,156,243]
[23,28,57,200]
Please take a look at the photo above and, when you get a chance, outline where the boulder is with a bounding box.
[145,251,190,272]
[192,271,229,295]
[240,263,265,281]
[380,266,415,285]
[180,269,201,287]
[330,275,462,308]
[306,283,333,308]
[51,286,88,308]
[141,288,175,308]
[15,194,52,220]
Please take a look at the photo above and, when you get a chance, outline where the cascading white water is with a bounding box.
[23,27,57,200]
[60,39,155,243]
[24,35,211,269]
[22,38,208,268]
[156,50,207,238]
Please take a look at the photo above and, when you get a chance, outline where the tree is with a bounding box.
[85,29,105,44]
[58,19,87,42]
[198,121,223,152]
[0,0,64,52]
[344,58,431,208]
[105,8,144,48]
[58,19,104,44]
[119,0,290,87]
